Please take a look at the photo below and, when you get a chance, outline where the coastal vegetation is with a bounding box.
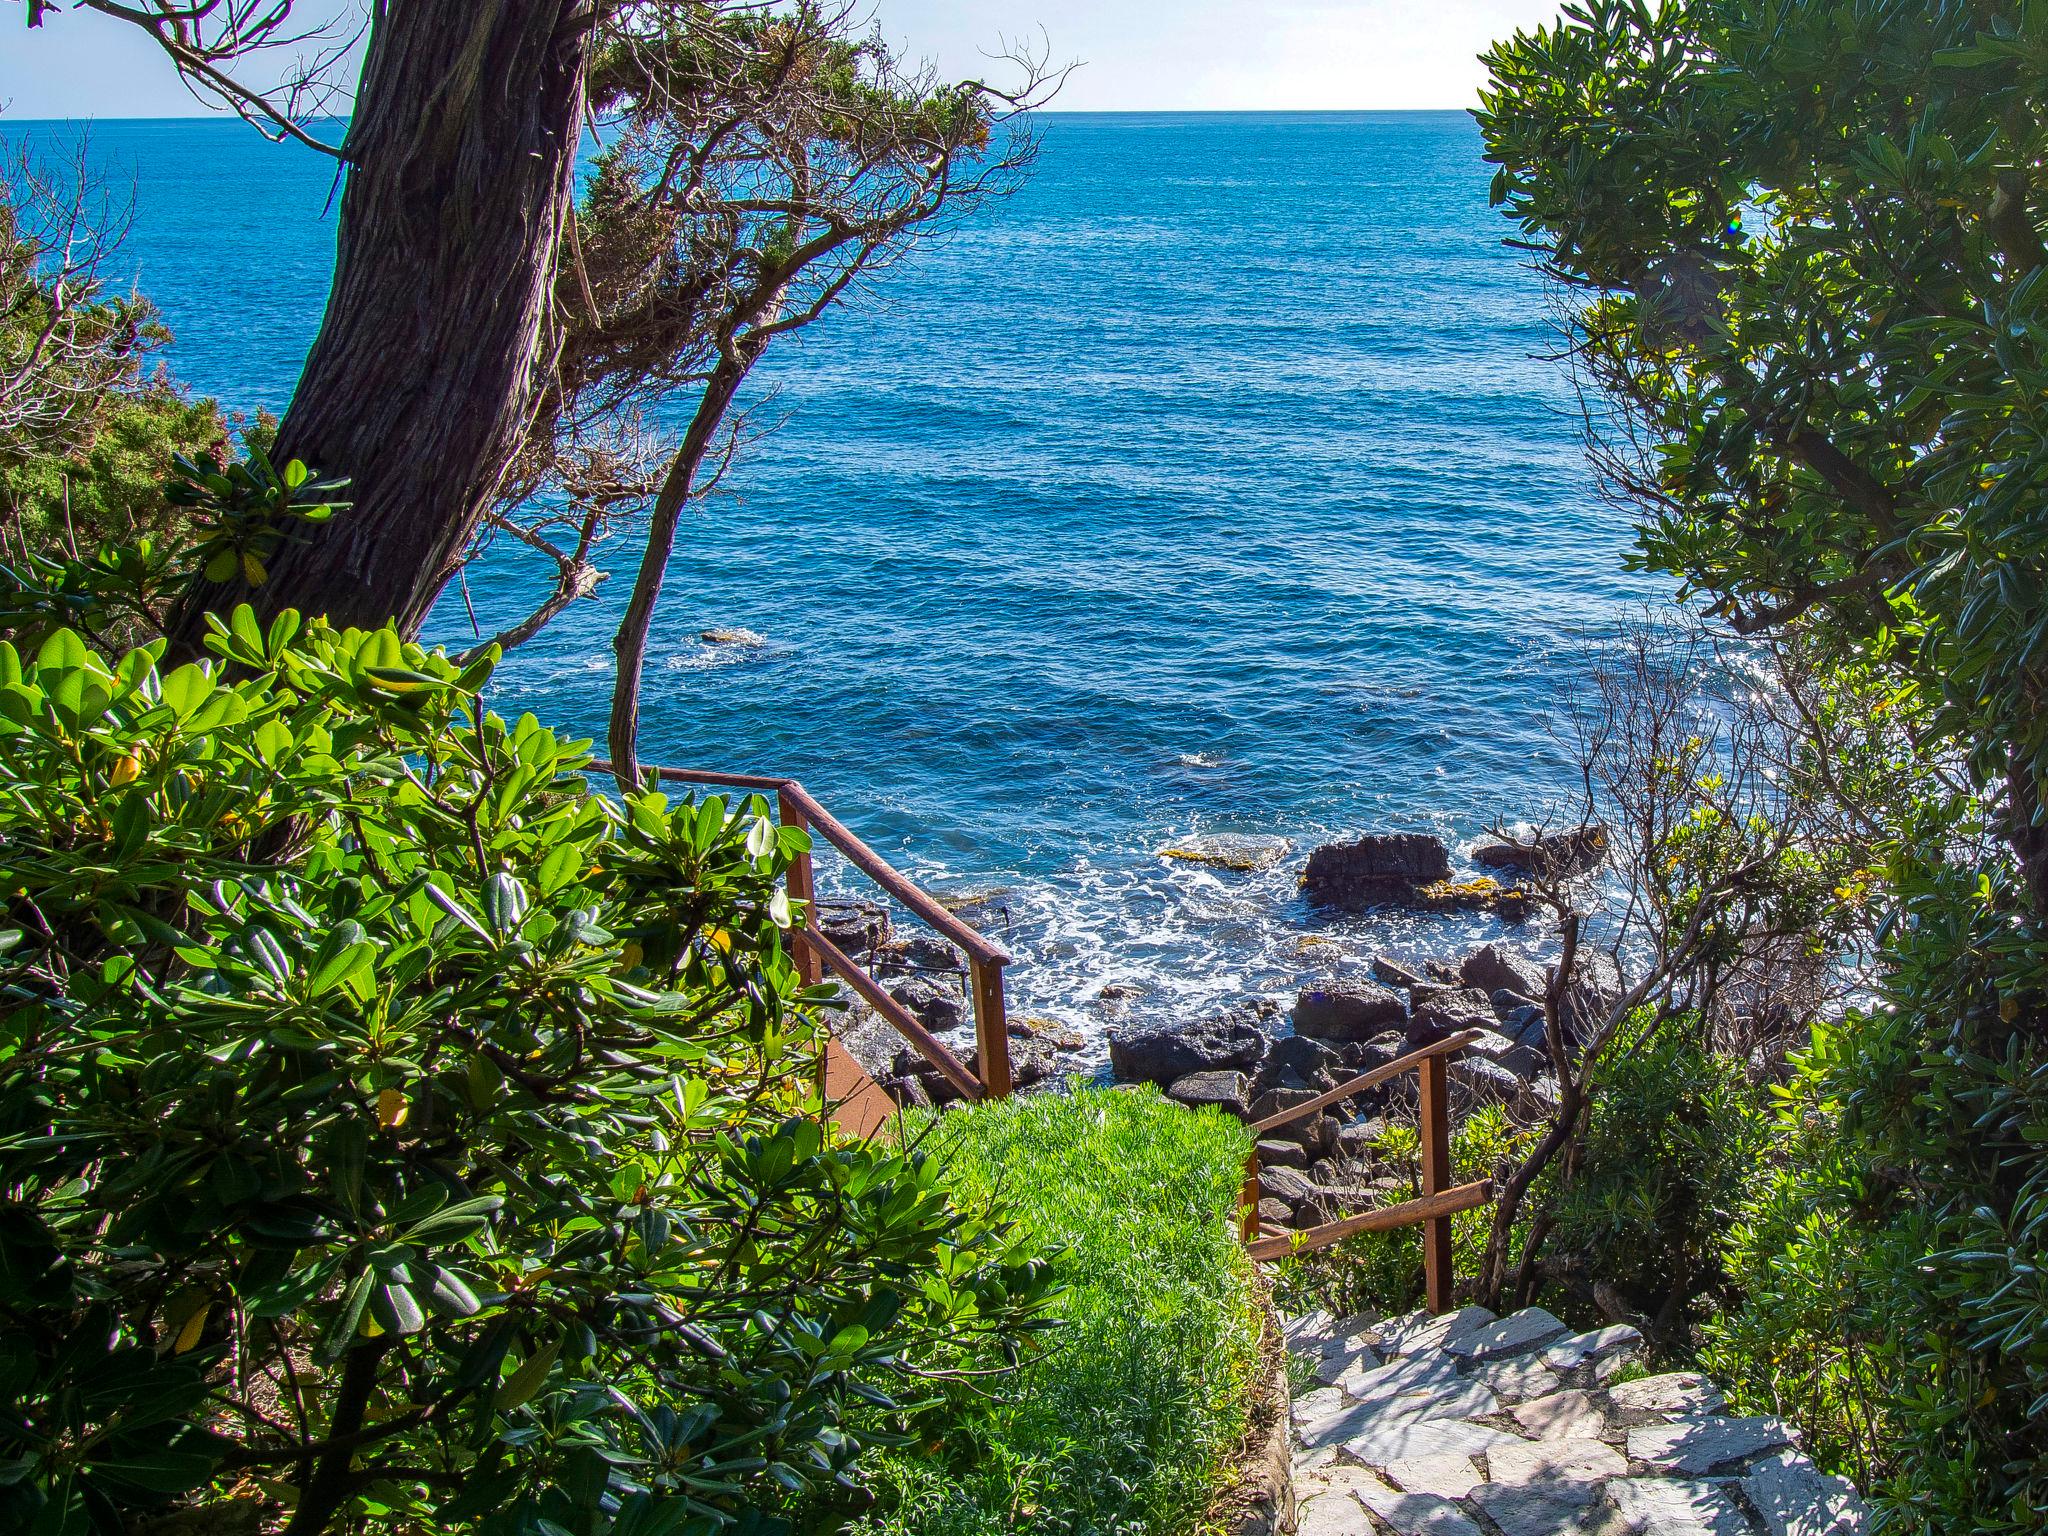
[1465,0,2048,1528]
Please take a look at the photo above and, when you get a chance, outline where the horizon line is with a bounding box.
[2,105,1483,127]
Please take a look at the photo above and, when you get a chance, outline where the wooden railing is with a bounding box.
[594,762,1014,1103]
[1242,1030,1494,1314]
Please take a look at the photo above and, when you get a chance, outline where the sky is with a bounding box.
[2,0,1569,120]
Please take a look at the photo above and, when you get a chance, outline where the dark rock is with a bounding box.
[1250,1086,1320,1124]
[1337,1035,1404,1077]
[1372,956,1429,989]
[1337,1117,1387,1161]
[1463,1027,1545,1078]
[1011,1017,1086,1051]
[1473,824,1609,878]
[1505,1006,1547,1044]
[1551,952,1624,1042]
[1496,888,1533,924]
[1462,942,1548,1001]
[1167,1069,1251,1117]
[1426,959,1463,984]
[1256,1197,1295,1229]
[1449,1056,1528,1113]
[1256,1137,1311,1169]
[879,933,965,974]
[1409,983,1494,1019]
[1097,982,1144,1003]
[1302,833,1453,909]
[1257,1164,1320,1215]
[887,976,967,1034]
[879,1073,932,1110]
[1255,1033,1342,1093]
[971,1035,1059,1092]
[817,899,890,960]
[1294,982,1407,1042]
[1490,988,1542,1022]
[1108,1009,1266,1085]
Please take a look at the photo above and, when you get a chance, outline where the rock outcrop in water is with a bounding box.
[1473,823,1609,878]
[1300,833,1452,908]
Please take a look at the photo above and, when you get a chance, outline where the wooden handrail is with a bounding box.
[1245,1179,1493,1262]
[1242,1029,1491,1313]
[1252,1030,1483,1133]
[799,922,984,1102]
[592,759,1014,1103]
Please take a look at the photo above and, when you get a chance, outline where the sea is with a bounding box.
[18,111,1663,1066]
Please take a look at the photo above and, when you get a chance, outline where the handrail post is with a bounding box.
[1241,1150,1262,1241]
[777,788,821,989]
[1419,1051,1455,1314]
[970,956,1012,1098]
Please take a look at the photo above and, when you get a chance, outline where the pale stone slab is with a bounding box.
[1353,1478,1487,1536]
[1509,1388,1607,1439]
[1298,1376,1500,1449]
[1628,1414,1794,1474]
[1299,1488,1374,1536]
[1469,1353,1563,1404]
[1342,1415,1524,1469]
[1603,1476,1750,1535]
[1744,1450,1869,1536]
[1337,1348,1464,1398]
[1286,1308,1337,1344]
[1467,1477,1612,1536]
[1316,1340,1384,1386]
[1375,1305,1497,1359]
[1294,1442,1343,1478]
[1543,1325,1642,1372]
[1295,1385,1349,1431]
[1380,1453,1484,1500]
[1487,1435,1629,1486]
[1591,1349,1638,1385]
[1605,1372,1725,1418]
[1448,1307,1569,1361]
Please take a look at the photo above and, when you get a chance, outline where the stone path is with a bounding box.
[1283,1306,1865,1536]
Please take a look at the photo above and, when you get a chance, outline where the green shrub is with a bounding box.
[0,607,1056,1536]
[849,1088,1261,1536]
[1539,1013,1770,1338]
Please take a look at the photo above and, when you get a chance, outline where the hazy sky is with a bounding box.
[3,1,1568,119]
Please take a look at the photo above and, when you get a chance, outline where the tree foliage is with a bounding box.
[0,518,1057,1536]
[1479,2,2048,1527]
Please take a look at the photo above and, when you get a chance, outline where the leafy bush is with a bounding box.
[0,606,1056,1536]
[1274,1104,1534,1320]
[849,1088,1261,1536]
[1538,1013,1769,1338]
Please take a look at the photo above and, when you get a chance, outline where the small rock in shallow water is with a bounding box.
[699,626,765,646]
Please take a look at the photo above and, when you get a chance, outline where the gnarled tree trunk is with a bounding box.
[171,0,597,643]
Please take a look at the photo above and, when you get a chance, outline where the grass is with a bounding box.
[855,1086,1263,1536]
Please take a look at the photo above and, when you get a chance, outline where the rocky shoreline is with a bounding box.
[832,824,1612,1233]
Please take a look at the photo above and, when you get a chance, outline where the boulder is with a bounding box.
[972,1035,1058,1092]
[887,976,967,1034]
[1256,1138,1311,1169]
[1337,1117,1388,1161]
[1256,1197,1295,1229]
[1449,1056,1528,1114]
[1371,956,1429,989]
[1294,982,1407,1042]
[1473,824,1609,878]
[1461,942,1547,1000]
[1550,951,1624,1042]
[1256,1033,1343,1093]
[885,933,965,973]
[1302,833,1453,909]
[1167,1069,1251,1117]
[1108,1009,1266,1085]
[817,899,890,960]
[1409,983,1494,1020]
[1250,1086,1320,1124]
[1462,1027,1545,1079]
[1258,1164,1322,1216]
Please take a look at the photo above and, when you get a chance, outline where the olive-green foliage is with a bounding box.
[0,188,230,551]
[1273,1105,1533,1320]
[1541,1014,1768,1335]
[849,1088,1261,1536]
[0,580,1057,1535]
[1478,3,2048,1527]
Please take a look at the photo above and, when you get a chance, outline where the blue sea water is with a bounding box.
[20,112,1660,1060]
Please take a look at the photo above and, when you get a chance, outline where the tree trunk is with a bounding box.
[171,0,597,644]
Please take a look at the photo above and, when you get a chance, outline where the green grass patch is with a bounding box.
[856,1086,1263,1536]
